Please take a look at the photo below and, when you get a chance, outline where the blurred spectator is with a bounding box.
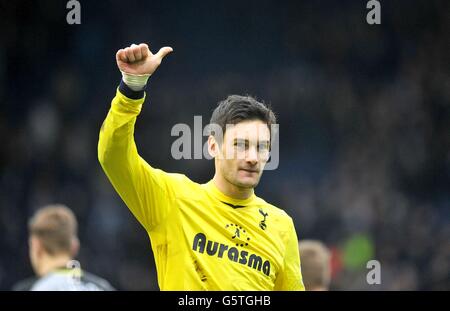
[299,240,331,291]
[13,204,114,291]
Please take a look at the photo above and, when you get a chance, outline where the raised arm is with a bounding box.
[98,43,178,232]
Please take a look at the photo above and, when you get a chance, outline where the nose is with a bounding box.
[246,146,258,165]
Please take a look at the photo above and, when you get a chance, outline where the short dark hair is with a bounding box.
[28,204,78,256]
[209,95,276,141]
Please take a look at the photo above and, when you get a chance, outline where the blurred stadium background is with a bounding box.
[0,0,448,290]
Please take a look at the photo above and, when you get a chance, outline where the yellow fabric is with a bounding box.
[98,89,305,291]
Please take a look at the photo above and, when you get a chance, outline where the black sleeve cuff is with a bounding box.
[119,80,146,100]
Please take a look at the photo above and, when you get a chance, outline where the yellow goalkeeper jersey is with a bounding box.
[98,85,305,291]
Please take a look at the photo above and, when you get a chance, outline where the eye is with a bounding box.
[257,142,269,152]
[234,140,247,150]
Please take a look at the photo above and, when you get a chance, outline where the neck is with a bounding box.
[212,174,254,200]
[37,254,72,277]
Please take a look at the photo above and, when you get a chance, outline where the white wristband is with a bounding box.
[121,71,151,91]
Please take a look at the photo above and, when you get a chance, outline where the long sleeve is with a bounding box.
[98,82,184,232]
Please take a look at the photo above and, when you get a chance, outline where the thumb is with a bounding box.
[155,46,173,61]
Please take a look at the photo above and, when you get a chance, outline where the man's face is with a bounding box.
[213,120,271,189]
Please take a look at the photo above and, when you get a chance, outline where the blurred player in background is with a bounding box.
[298,240,331,291]
[98,42,304,290]
[17,204,114,291]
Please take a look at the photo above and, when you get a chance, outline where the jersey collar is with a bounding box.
[205,180,256,207]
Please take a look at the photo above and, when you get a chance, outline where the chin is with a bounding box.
[235,178,260,189]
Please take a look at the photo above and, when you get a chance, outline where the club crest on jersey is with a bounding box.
[259,208,268,230]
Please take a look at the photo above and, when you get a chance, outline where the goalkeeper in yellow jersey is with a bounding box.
[98,42,305,291]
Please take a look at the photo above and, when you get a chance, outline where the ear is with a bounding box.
[71,237,80,257]
[29,236,42,276]
[30,236,43,256]
[207,135,219,158]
